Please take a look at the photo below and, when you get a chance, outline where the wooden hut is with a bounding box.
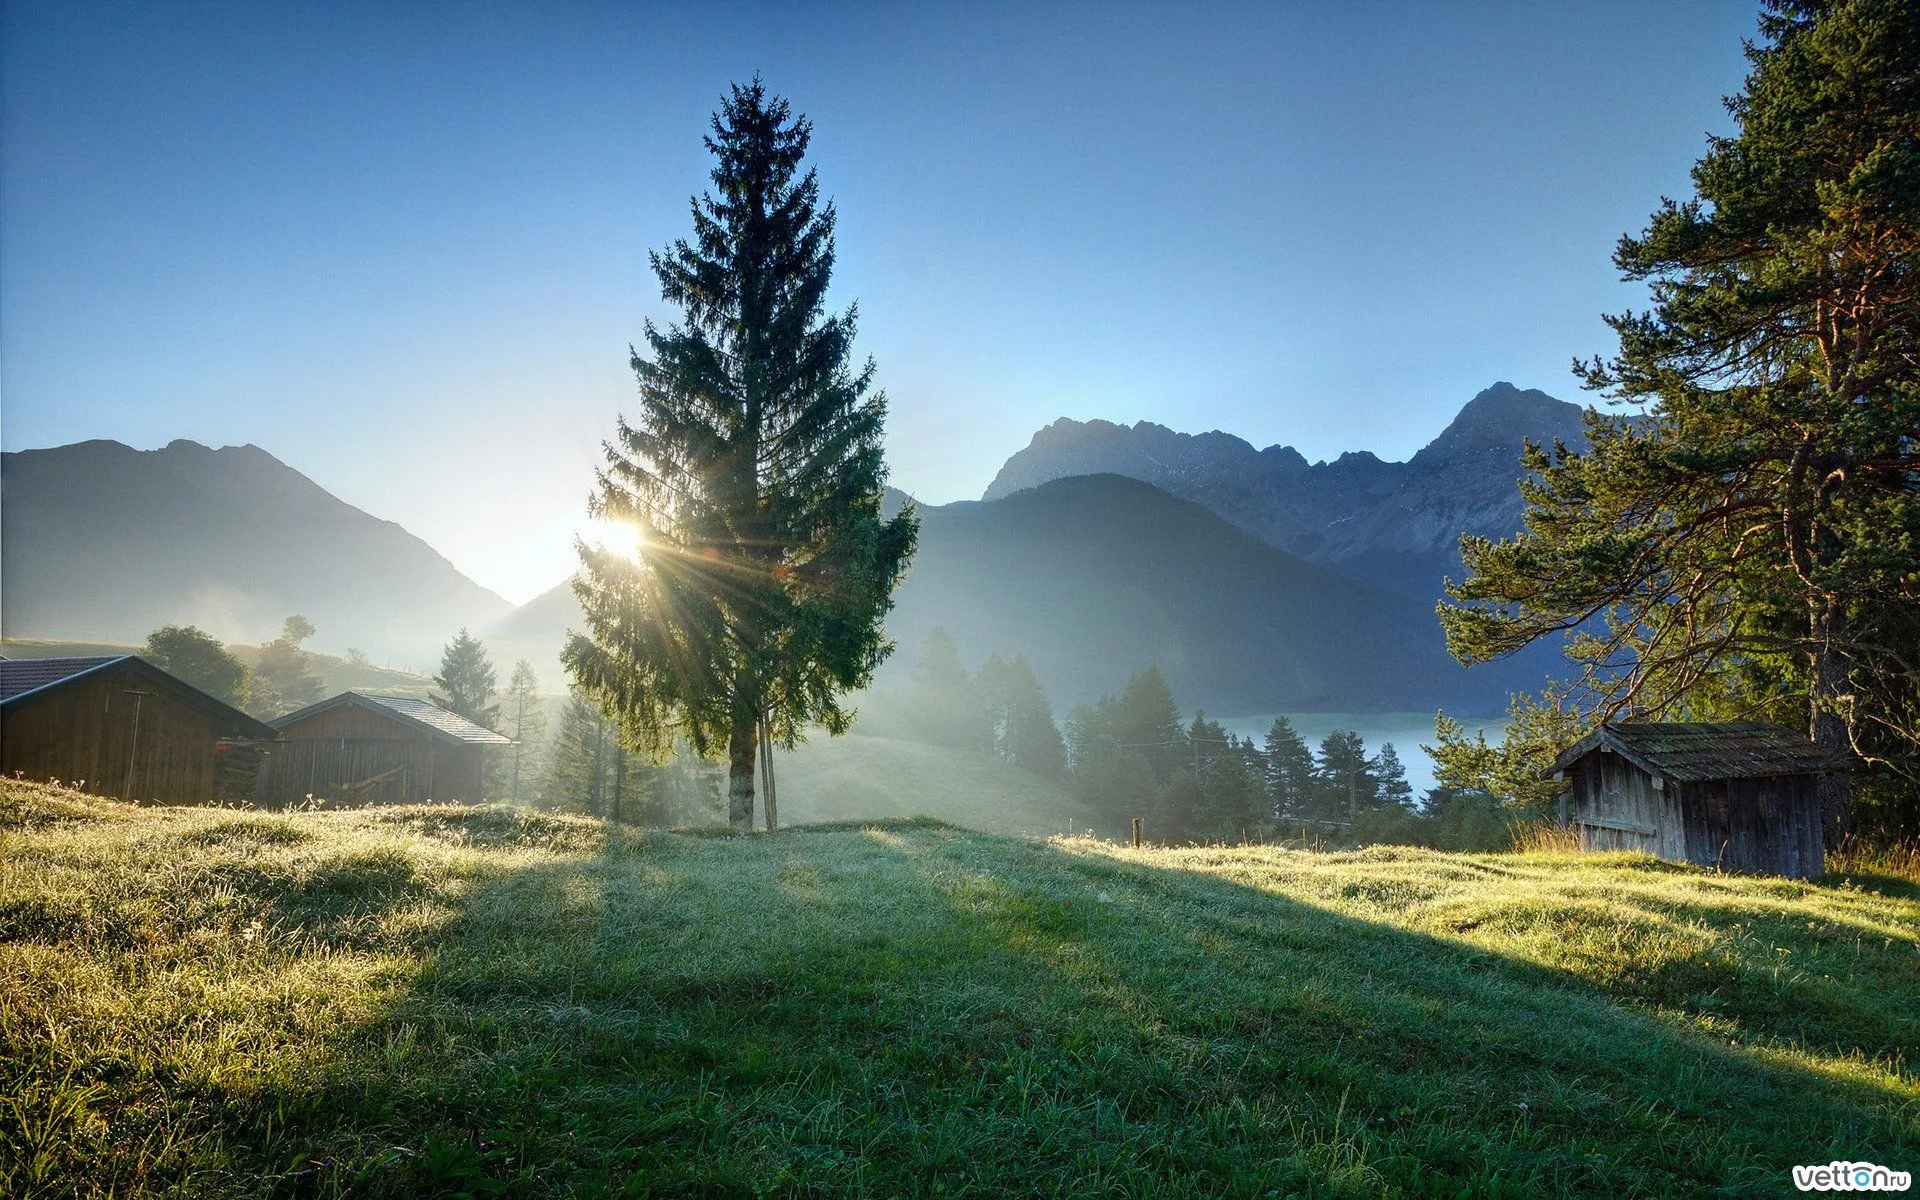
[256,692,510,807]
[0,655,279,805]
[1545,722,1833,878]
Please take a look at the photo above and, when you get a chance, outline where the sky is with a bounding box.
[2,1,1759,604]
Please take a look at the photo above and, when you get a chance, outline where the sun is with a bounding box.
[587,517,645,560]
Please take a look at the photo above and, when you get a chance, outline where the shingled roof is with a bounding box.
[0,654,279,738]
[0,656,126,703]
[271,692,513,746]
[1547,721,1836,783]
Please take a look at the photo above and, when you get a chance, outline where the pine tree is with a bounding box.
[1110,666,1186,780]
[143,624,249,708]
[904,627,989,750]
[565,79,917,833]
[1373,743,1415,810]
[1262,716,1314,820]
[249,615,323,718]
[1440,0,1920,831]
[431,629,500,728]
[500,659,549,803]
[1064,695,1153,840]
[977,654,1067,776]
[1313,730,1378,825]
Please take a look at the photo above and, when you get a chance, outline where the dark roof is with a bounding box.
[271,692,513,746]
[1547,721,1836,783]
[0,656,125,702]
[0,654,279,739]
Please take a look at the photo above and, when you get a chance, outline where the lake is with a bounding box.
[1210,711,1510,800]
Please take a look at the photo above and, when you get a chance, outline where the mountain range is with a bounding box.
[488,474,1529,712]
[984,382,1588,600]
[1,439,510,662]
[1,382,1584,713]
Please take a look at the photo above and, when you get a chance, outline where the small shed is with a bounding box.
[256,692,510,807]
[1545,722,1833,878]
[0,655,279,805]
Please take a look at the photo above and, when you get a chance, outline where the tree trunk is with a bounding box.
[760,713,778,831]
[728,703,757,833]
[1809,597,1851,842]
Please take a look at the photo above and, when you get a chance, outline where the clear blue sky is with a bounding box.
[3,1,1757,603]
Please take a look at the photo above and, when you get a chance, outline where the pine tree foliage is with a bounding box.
[500,659,549,803]
[565,80,917,832]
[1262,717,1315,820]
[977,654,1068,777]
[1373,743,1415,810]
[901,627,990,750]
[1438,0,1920,828]
[1313,731,1378,825]
[143,625,249,709]
[431,629,500,729]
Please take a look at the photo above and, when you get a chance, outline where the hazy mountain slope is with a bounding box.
[1,439,509,660]
[983,382,1589,600]
[491,475,1526,713]
[888,474,1513,712]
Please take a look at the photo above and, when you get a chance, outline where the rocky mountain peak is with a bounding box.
[1411,382,1586,465]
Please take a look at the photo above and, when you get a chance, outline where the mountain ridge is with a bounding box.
[1,438,510,662]
[982,382,1588,599]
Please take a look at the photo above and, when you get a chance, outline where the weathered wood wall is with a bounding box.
[255,703,485,807]
[1,668,220,805]
[1571,751,1686,860]
[1568,748,1825,878]
[1680,774,1824,878]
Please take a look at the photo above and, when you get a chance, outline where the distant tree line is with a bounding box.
[895,627,1514,847]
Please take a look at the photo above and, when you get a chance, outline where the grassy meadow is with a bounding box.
[3,778,1917,1198]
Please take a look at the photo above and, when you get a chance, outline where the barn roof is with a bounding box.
[1547,721,1836,783]
[271,692,513,746]
[0,654,279,739]
[0,655,126,702]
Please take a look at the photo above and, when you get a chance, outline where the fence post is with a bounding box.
[1131,817,1141,849]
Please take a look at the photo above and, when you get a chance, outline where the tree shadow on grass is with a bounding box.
[58,812,1917,1198]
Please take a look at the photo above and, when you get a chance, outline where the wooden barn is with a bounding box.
[256,692,510,807]
[0,655,279,805]
[1545,722,1834,878]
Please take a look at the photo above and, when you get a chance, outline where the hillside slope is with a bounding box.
[0,439,509,660]
[4,781,1914,1197]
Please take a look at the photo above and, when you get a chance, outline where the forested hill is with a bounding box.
[492,474,1537,713]
[983,382,1589,601]
[0,439,510,661]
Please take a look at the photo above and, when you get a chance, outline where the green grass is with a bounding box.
[3,780,1916,1198]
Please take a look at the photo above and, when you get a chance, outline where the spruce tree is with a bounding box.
[500,659,549,802]
[565,79,917,832]
[1313,730,1378,825]
[1262,716,1314,820]
[1110,666,1186,780]
[430,629,500,728]
[977,654,1067,777]
[1373,743,1415,811]
[905,627,989,750]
